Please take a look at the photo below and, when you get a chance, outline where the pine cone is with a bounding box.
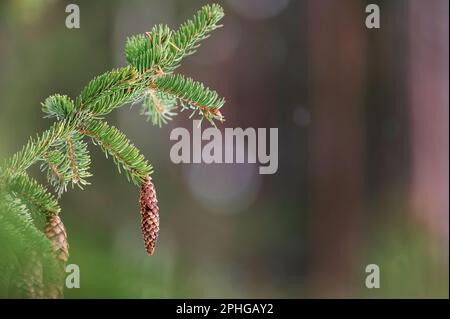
[139,177,159,255]
[45,214,69,264]
[44,214,69,298]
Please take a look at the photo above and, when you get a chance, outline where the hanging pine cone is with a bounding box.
[45,214,69,264]
[139,176,159,255]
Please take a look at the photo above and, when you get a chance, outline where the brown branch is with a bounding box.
[149,89,164,113]
[48,161,63,183]
[168,40,181,52]
[66,136,79,182]
[142,65,166,79]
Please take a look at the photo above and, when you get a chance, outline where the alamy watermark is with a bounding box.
[170,120,278,175]
[365,264,380,289]
[365,4,380,29]
[65,263,80,289]
[65,4,80,29]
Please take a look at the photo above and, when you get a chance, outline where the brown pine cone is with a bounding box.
[139,177,159,255]
[45,214,69,263]
[44,214,69,298]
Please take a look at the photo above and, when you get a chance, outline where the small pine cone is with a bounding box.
[139,177,159,255]
[45,214,69,263]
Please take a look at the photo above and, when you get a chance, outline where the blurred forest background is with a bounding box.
[0,0,448,298]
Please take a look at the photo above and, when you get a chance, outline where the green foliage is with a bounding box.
[1,3,225,181]
[42,94,74,120]
[76,67,143,117]
[126,24,173,74]
[152,74,225,125]
[40,132,91,196]
[81,120,152,185]
[5,173,60,232]
[1,117,82,180]
[141,89,178,127]
[0,193,59,297]
[0,4,225,298]
[126,4,224,74]
[6,174,61,216]
[168,4,224,72]
[0,194,52,254]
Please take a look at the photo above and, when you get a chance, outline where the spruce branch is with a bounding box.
[6,174,61,216]
[151,73,225,125]
[0,193,58,267]
[0,194,62,298]
[42,94,75,120]
[79,120,152,185]
[76,67,143,117]
[168,4,224,71]
[0,194,50,251]
[1,116,83,181]
[39,132,92,196]
[0,4,226,298]
[126,4,224,74]
[126,24,174,74]
[141,89,178,127]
